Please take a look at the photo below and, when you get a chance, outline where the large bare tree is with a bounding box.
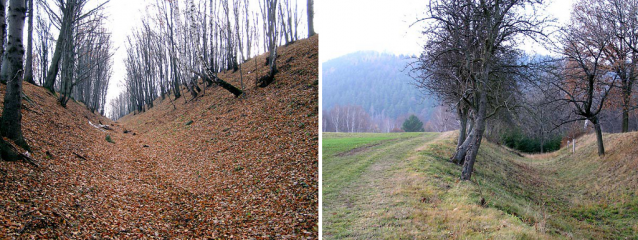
[414,0,551,180]
[547,0,616,156]
[41,0,109,93]
[602,0,638,132]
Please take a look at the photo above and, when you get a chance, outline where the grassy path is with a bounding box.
[323,132,552,239]
[323,132,638,239]
[322,132,438,239]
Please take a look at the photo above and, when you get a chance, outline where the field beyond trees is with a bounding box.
[322,131,638,239]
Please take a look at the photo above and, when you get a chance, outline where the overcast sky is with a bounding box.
[318,0,574,63]
[101,0,571,114]
[103,0,149,114]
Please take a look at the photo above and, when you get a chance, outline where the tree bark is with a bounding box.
[0,0,6,72]
[592,117,605,156]
[622,83,631,132]
[267,0,278,80]
[43,15,70,92]
[457,106,468,150]
[622,109,629,133]
[461,92,487,181]
[467,117,474,138]
[451,130,473,165]
[24,0,34,84]
[0,0,28,149]
[307,0,314,37]
[461,127,484,180]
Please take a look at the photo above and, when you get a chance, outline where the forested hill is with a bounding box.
[322,51,435,120]
[0,35,318,238]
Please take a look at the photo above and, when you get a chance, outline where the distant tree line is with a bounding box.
[322,104,458,133]
[109,0,315,120]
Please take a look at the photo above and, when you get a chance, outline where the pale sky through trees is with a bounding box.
[103,0,150,114]
[318,0,574,63]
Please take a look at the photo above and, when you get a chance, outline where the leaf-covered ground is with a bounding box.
[0,35,318,239]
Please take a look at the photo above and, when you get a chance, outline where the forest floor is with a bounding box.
[0,35,318,239]
[322,131,638,239]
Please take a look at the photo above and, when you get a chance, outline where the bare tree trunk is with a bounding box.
[452,128,473,165]
[461,127,484,180]
[622,83,631,132]
[266,0,278,84]
[451,106,472,165]
[622,108,629,133]
[307,0,314,37]
[592,117,605,156]
[461,92,487,181]
[43,16,70,92]
[198,70,243,97]
[541,130,545,154]
[0,0,6,72]
[540,108,545,154]
[24,0,34,84]
[467,117,474,136]
[0,0,28,149]
[457,106,468,150]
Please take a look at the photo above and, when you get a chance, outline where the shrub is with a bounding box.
[501,130,561,153]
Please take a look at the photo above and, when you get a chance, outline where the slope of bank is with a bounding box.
[0,35,318,238]
[118,35,319,237]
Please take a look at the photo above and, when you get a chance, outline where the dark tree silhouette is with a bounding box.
[402,115,424,132]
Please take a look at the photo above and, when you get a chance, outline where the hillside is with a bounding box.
[322,51,435,120]
[0,35,318,238]
[322,131,638,239]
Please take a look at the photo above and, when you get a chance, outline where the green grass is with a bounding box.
[322,132,422,156]
[322,131,638,239]
[322,132,436,239]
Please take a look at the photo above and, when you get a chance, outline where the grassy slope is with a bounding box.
[323,131,638,239]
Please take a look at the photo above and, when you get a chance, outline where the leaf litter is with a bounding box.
[0,35,318,239]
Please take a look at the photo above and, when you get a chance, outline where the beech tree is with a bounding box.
[24,0,35,84]
[41,0,109,94]
[1,0,29,150]
[0,0,7,71]
[307,0,314,37]
[260,0,278,87]
[35,6,52,86]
